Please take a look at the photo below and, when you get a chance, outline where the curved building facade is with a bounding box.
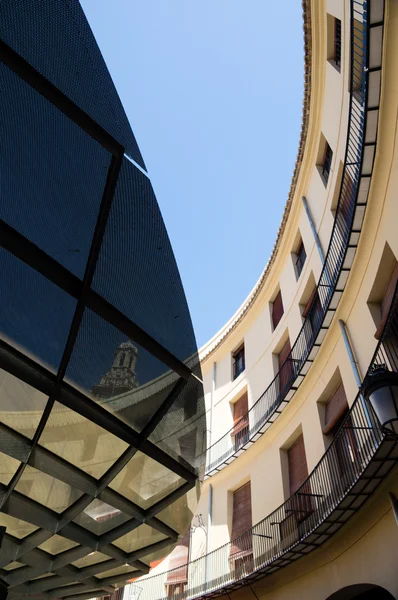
[0,2,206,599]
[128,0,398,598]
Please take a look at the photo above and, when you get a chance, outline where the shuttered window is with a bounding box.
[323,383,349,435]
[232,344,245,379]
[231,393,249,450]
[232,393,248,435]
[166,530,190,586]
[375,262,398,339]
[272,290,284,329]
[303,287,323,332]
[230,482,252,559]
[278,337,292,395]
[288,435,308,495]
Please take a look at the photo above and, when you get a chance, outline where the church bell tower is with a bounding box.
[92,341,139,399]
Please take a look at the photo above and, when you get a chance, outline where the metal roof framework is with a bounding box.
[0,3,205,598]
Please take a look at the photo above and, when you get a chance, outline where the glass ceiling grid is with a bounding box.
[0,3,205,597]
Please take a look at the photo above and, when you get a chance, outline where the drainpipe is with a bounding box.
[205,483,212,588]
[302,196,325,264]
[338,320,373,430]
[302,196,333,297]
[205,363,216,587]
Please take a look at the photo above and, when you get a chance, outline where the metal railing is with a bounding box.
[126,285,398,600]
[204,0,369,475]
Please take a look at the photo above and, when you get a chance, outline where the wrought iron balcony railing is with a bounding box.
[204,0,380,477]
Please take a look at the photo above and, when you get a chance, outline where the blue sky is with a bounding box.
[81,1,304,347]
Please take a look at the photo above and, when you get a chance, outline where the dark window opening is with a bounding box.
[295,240,307,279]
[322,143,333,184]
[272,290,284,330]
[278,337,293,397]
[119,352,126,366]
[303,287,323,341]
[232,345,245,380]
[335,19,342,66]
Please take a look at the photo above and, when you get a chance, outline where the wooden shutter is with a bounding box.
[375,262,398,339]
[272,290,284,329]
[230,482,252,557]
[278,338,292,394]
[166,530,190,584]
[232,393,249,435]
[323,383,349,435]
[288,435,308,495]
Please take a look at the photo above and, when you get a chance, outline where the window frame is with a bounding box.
[232,344,245,380]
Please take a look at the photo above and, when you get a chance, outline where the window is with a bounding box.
[280,435,311,548]
[229,482,252,573]
[335,18,342,66]
[287,435,308,496]
[368,244,398,340]
[323,383,360,488]
[231,392,249,450]
[375,262,398,339]
[278,337,293,397]
[232,344,245,380]
[272,290,284,330]
[321,142,333,185]
[295,240,306,279]
[165,530,190,596]
[302,287,323,340]
[327,15,342,71]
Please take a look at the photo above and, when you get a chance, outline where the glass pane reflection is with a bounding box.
[0,370,48,439]
[38,402,128,479]
[73,499,130,535]
[96,564,138,580]
[0,453,20,485]
[112,523,165,553]
[109,451,182,508]
[71,551,109,569]
[0,513,38,538]
[39,535,78,555]
[15,465,81,513]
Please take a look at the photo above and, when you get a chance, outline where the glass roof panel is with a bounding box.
[31,573,55,581]
[38,401,128,480]
[65,309,175,433]
[156,484,199,536]
[73,499,130,535]
[0,248,77,374]
[112,523,166,553]
[38,535,78,555]
[96,564,138,580]
[15,465,82,513]
[0,453,20,485]
[109,451,183,509]
[0,513,38,538]
[0,370,48,439]
[71,551,109,569]
[2,561,24,571]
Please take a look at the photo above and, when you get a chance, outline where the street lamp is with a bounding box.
[361,364,398,437]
